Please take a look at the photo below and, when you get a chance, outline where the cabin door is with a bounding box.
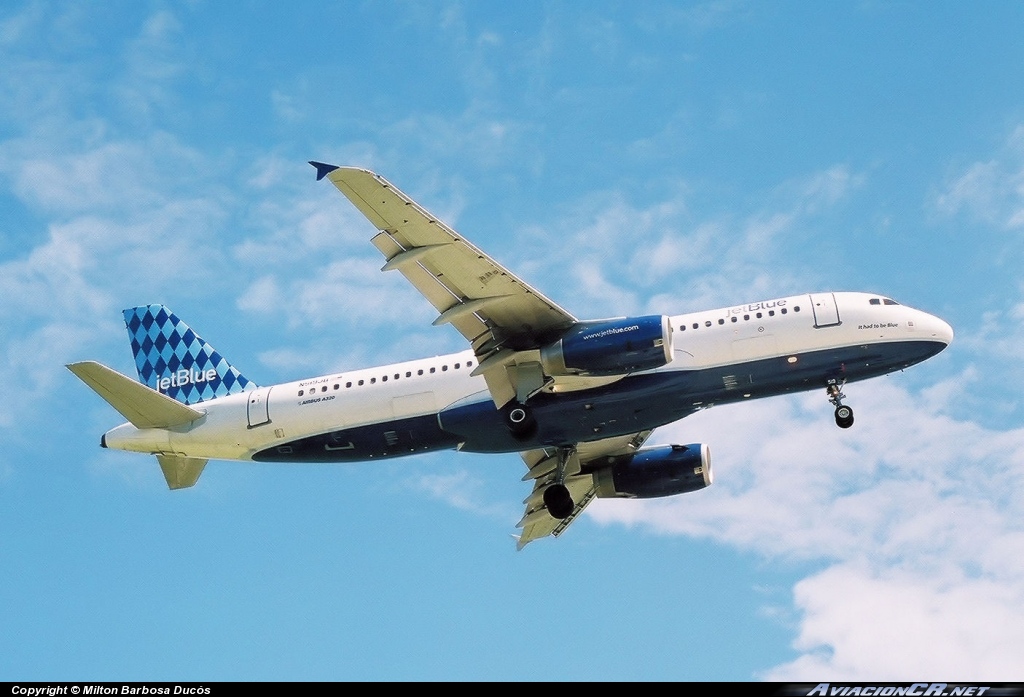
[809,293,841,328]
[247,387,272,428]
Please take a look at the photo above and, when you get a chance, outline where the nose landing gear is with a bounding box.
[827,380,854,428]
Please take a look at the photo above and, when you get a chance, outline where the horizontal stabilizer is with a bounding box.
[157,454,208,490]
[67,361,204,429]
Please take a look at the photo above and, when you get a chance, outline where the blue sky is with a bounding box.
[2,0,1023,681]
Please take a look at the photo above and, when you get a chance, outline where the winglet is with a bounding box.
[308,161,340,181]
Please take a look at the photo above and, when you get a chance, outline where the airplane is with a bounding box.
[68,163,954,548]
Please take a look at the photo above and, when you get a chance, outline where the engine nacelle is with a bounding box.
[540,315,673,376]
[593,443,712,499]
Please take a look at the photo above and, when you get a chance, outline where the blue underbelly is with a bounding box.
[252,339,946,462]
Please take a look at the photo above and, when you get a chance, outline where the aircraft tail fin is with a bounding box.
[123,305,255,406]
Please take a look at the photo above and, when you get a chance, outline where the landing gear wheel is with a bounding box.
[834,405,854,429]
[543,483,575,520]
[502,402,537,439]
[826,380,854,429]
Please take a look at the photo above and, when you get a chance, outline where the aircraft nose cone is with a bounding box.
[938,318,954,345]
[923,312,954,346]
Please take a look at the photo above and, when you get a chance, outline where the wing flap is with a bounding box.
[516,474,597,550]
[515,430,655,549]
[323,167,577,407]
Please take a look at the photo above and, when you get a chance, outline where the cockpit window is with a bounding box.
[869,298,901,306]
[883,299,900,305]
[869,298,881,305]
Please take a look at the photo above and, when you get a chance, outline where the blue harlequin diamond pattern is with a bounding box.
[123,305,256,406]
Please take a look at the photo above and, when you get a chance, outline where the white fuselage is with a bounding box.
[102,292,953,463]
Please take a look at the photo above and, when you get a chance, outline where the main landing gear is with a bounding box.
[502,401,537,439]
[827,380,854,429]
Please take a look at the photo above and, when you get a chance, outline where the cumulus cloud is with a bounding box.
[587,375,1024,677]
[505,164,858,319]
[764,563,1024,680]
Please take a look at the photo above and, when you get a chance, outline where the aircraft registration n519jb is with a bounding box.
[68,163,954,548]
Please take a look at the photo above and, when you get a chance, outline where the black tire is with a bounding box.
[544,483,575,520]
[503,402,537,439]
[835,405,854,429]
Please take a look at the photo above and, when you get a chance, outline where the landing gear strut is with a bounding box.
[827,380,854,429]
[543,447,576,520]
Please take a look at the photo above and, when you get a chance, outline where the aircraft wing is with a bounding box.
[313,163,577,407]
[515,430,653,549]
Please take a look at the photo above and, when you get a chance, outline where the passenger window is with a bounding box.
[731,316,737,323]
[718,319,725,325]
[406,371,412,378]
[781,308,788,315]
[454,363,460,369]
[370,377,376,384]
[692,323,698,329]
[430,367,436,373]
[744,314,750,321]
[794,306,801,312]
[346,382,352,388]
[442,365,448,371]
[382,375,387,382]
[467,360,473,367]
[769,310,775,316]
[756,312,762,319]
[321,386,327,392]
[705,320,712,327]
[298,389,304,396]
[394,373,400,379]
[418,369,424,376]
[358,379,364,386]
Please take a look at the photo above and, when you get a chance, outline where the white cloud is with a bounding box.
[0,321,100,428]
[409,469,508,519]
[112,10,187,121]
[764,564,1024,680]
[237,257,432,330]
[507,164,858,319]
[587,374,1024,678]
[934,125,1024,229]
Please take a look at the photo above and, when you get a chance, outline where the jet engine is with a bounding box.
[592,443,712,499]
[539,315,673,376]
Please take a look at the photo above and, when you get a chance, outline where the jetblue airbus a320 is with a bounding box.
[69,164,954,547]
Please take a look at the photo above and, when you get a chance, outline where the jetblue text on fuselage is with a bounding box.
[728,298,788,315]
[156,367,217,392]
